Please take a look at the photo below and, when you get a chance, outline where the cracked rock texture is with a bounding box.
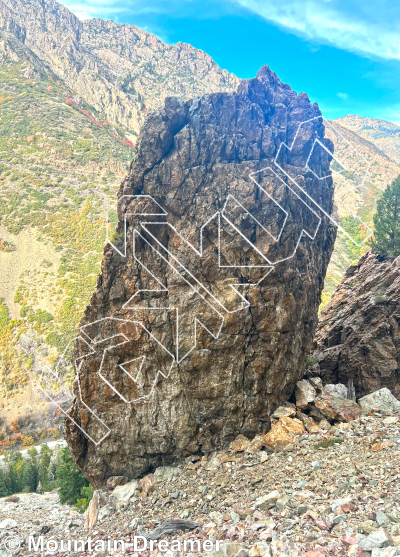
[314,252,400,399]
[65,66,336,487]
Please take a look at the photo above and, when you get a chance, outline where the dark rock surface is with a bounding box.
[65,66,336,487]
[314,251,400,399]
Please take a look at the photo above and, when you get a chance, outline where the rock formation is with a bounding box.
[313,251,400,399]
[65,66,336,487]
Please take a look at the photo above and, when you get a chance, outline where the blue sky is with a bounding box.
[62,0,400,123]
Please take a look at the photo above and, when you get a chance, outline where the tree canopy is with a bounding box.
[371,175,400,257]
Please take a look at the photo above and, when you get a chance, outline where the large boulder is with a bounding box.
[323,383,347,398]
[313,252,400,399]
[65,66,336,486]
[314,393,361,422]
[295,379,317,409]
[358,388,400,415]
[262,416,305,451]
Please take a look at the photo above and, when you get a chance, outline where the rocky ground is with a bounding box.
[2,396,400,557]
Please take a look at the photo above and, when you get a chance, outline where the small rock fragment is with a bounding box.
[106,476,127,489]
[359,529,393,550]
[230,434,251,452]
[271,406,296,424]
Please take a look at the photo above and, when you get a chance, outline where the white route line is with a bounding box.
[37,336,111,445]
[248,165,322,265]
[38,114,375,444]
[79,317,175,402]
[106,194,167,258]
[129,229,225,362]
[272,116,373,247]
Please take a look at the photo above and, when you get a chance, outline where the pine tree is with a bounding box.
[0,468,8,497]
[56,448,89,505]
[4,452,21,495]
[371,175,400,257]
[21,461,36,492]
[39,445,51,489]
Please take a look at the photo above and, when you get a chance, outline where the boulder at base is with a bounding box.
[358,388,400,415]
[65,66,336,487]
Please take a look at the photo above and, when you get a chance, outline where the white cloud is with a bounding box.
[61,0,400,61]
[231,0,400,60]
[62,0,191,20]
[337,92,349,100]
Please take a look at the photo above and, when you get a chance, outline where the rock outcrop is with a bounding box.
[65,66,336,487]
[313,251,400,399]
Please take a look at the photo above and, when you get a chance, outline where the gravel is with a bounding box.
[2,414,400,556]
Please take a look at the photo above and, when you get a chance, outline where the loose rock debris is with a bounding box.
[2,413,400,557]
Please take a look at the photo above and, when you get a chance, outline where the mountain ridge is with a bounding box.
[1,0,239,134]
[336,113,400,165]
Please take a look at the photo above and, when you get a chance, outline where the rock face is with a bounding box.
[313,252,400,399]
[65,66,336,487]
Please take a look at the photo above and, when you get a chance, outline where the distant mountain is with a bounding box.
[322,119,400,302]
[1,0,239,135]
[0,26,136,423]
[336,114,400,165]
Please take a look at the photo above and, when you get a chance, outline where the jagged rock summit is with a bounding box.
[313,251,400,399]
[65,66,336,487]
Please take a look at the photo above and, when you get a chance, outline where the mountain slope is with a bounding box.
[322,119,400,302]
[1,0,400,447]
[336,114,400,165]
[0,27,136,438]
[2,0,239,134]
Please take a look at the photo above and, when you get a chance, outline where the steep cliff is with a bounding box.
[64,66,336,486]
[314,251,400,399]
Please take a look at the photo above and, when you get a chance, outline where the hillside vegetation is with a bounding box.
[322,120,400,303]
[0,30,132,442]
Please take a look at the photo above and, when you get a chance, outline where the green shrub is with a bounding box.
[313,438,343,450]
[0,299,9,330]
[74,485,93,513]
[305,355,318,368]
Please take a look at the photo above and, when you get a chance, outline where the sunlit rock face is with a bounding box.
[65,66,336,487]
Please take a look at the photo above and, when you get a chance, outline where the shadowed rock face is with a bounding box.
[313,251,400,400]
[65,66,336,487]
